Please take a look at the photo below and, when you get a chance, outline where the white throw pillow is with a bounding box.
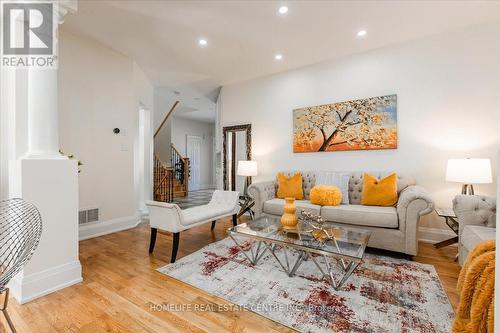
[315,171,350,205]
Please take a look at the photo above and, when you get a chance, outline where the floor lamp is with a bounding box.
[446,158,492,195]
[237,160,258,197]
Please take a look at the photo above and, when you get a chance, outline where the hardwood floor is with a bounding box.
[1,218,460,332]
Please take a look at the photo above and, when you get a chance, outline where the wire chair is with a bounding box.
[0,198,43,333]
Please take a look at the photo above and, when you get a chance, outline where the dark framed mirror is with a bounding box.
[223,124,252,192]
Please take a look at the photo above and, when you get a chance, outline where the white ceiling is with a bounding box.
[63,0,500,122]
[153,87,216,126]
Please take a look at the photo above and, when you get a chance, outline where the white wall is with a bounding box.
[153,91,174,164]
[221,22,500,235]
[59,30,154,235]
[133,63,155,216]
[171,116,215,189]
[154,119,172,165]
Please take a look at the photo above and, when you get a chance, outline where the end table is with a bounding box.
[434,207,459,249]
[238,195,255,220]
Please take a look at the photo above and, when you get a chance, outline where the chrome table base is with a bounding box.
[228,236,361,290]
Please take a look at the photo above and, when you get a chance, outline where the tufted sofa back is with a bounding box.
[278,171,415,203]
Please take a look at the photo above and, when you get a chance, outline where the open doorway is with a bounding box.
[186,135,202,191]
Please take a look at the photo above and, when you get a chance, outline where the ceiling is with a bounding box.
[63,0,500,121]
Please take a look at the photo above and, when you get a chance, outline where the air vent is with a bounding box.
[79,207,99,224]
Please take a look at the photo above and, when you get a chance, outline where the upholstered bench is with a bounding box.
[146,190,240,263]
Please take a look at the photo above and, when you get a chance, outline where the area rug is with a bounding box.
[158,237,454,333]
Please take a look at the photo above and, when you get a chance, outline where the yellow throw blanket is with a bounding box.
[453,240,495,333]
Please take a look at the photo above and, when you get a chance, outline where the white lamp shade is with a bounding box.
[446,158,492,184]
[237,160,258,177]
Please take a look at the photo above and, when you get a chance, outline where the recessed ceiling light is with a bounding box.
[278,6,288,14]
[357,30,367,37]
[275,54,283,60]
[199,39,208,46]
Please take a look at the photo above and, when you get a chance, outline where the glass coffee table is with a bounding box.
[228,215,371,290]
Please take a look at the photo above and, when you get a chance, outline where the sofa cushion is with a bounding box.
[278,171,316,199]
[310,185,342,206]
[277,172,304,200]
[316,171,351,204]
[320,204,399,228]
[263,198,321,216]
[348,172,415,205]
[360,173,398,207]
[461,225,496,251]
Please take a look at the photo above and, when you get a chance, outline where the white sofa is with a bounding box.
[453,195,496,265]
[248,171,434,256]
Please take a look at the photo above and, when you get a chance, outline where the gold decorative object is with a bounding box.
[281,197,298,229]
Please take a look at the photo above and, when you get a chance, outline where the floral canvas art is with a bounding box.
[293,95,397,152]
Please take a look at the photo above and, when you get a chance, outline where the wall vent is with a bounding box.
[79,207,100,224]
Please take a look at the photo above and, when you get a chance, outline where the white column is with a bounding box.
[26,69,61,158]
[24,1,77,158]
[8,0,81,304]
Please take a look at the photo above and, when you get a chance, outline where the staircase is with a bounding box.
[170,144,190,198]
[153,155,174,202]
[153,100,190,202]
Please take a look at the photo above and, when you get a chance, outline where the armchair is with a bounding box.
[453,195,496,265]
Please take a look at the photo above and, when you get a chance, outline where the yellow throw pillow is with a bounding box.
[277,173,304,200]
[310,185,342,206]
[361,173,398,206]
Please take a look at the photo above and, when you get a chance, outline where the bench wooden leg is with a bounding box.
[232,214,237,227]
[171,232,180,263]
[149,228,157,253]
[211,220,216,231]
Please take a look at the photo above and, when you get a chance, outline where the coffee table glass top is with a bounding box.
[229,215,371,260]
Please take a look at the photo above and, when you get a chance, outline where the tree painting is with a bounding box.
[293,95,397,153]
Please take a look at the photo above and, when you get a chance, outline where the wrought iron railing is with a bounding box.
[170,144,189,191]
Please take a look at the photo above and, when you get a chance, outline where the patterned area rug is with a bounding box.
[158,237,454,333]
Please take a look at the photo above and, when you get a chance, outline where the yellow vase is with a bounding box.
[281,197,298,229]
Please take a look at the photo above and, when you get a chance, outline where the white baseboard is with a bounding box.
[79,214,141,241]
[418,226,456,244]
[9,260,82,304]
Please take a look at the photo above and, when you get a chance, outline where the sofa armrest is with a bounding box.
[396,185,434,255]
[145,200,183,233]
[453,195,496,237]
[247,181,276,217]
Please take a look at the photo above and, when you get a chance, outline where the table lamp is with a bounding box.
[237,160,258,196]
[446,158,492,195]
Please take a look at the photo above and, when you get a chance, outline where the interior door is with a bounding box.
[186,135,202,191]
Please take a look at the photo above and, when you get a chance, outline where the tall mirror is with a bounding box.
[223,124,252,193]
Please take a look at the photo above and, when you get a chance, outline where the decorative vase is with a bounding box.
[281,197,298,229]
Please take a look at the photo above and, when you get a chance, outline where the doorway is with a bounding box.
[186,135,202,191]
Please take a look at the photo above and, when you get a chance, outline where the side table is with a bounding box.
[434,207,459,249]
[237,195,255,220]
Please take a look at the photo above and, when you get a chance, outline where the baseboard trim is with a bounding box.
[9,260,82,304]
[418,226,456,244]
[79,214,141,241]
